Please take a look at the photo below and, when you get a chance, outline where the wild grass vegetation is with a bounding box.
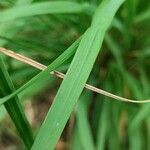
[0,0,150,150]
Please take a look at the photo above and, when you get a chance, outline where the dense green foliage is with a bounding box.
[0,0,149,150]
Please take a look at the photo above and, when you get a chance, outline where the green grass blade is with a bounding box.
[0,0,33,45]
[0,56,34,149]
[0,1,90,22]
[134,7,150,23]
[96,101,110,150]
[129,68,150,129]
[108,103,121,150]
[70,126,82,150]
[31,0,124,149]
[0,38,80,104]
[130,104,150,129]
[128,128,143,150]
[76,92,95,150]
[147,119,150,150]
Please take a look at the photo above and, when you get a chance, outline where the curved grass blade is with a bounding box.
[31,0,124,149]
[0,56,34,149]
[0,1,90,22]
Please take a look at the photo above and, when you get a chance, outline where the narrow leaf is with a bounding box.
[0,56,34,149]
[0,1,90,22]
[32,0,124,149]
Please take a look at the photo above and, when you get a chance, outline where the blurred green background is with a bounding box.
[0,0,150,149]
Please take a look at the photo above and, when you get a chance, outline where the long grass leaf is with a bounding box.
[31,0,124,149]
[70,126,82,150]
[97,101,110,150]
[0,1,90,22]
[0,56,34,149]
[76,92,95,150]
